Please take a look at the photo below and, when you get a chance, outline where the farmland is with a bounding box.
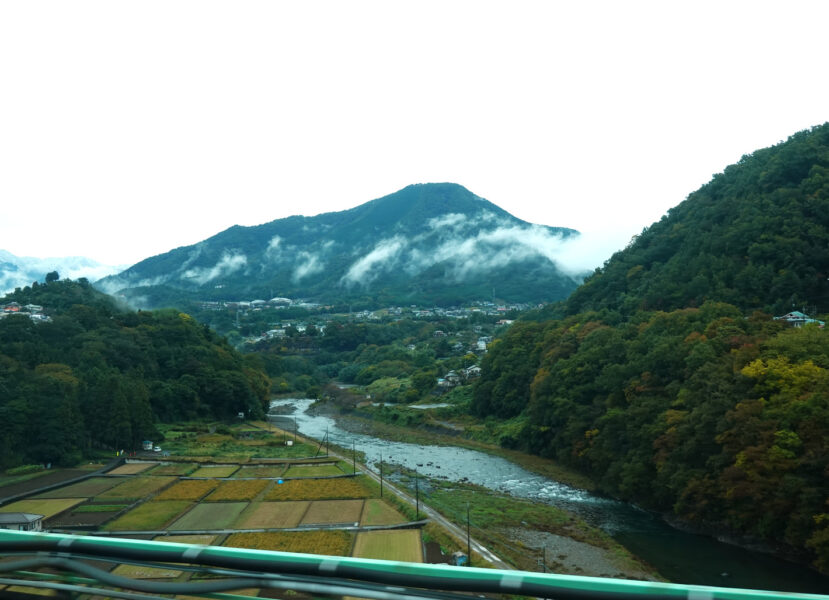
[235,501,310,528]
[353,530,423,562]
[169,501,248,530]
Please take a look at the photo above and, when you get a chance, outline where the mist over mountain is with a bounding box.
[98,183,587,307]
[0,250,122,295]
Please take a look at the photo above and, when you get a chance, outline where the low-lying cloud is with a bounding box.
[181,250,247,285]
[341,236,407,286]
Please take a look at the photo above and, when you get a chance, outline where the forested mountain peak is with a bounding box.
[472,123,829,573]
[564,123,829,317]
[97,183,582,308]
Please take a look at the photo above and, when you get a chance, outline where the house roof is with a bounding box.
[0,512,44,524]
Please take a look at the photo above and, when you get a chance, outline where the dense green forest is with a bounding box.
[472,124,829,572]
[0,279,270,469]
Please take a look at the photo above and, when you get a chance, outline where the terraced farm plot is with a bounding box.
[169,501,248,530]
[48,503,126,528]
[1,498,84,519]
[0,469,86,498]
[353,530,422,562]
[206,479,270,501]
[152,534,216,545]
[155,479,219,501]
[301,500,364,525]
[225,530,353,556]
[95,477,176,502]
[104,501,191,531]
[285,464,344,477]
[235,501,309,529]
[108,463,156,475]
[189,466,239,478]
[35,477,121,498]
[264,476,373,501]
[360,499,407,526]
[233,466,285,478]
[149,463,197,476]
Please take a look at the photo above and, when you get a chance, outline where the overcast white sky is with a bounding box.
[1,1,827,268]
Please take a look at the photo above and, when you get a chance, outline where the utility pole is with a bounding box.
[379,454,384,498]
[466,502,471,565]
[415,470,420,520]
[352,440,356,474]
[325,426,329,456]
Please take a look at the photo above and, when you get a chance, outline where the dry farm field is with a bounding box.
[35,477,121,498]
[155,479,220,501]
[233,466,286,478]
[360,499,407,526]
[189,466,239,478]
[352,530,423,562]
[0,498,85,519]
[104,500,191,531]
[235,501,310,529]
[96,477,176,501]
[285,464,344,477]
[107,463,157,475]
[301,500,364,526]
[168,501,248,530]
[149,463,198,476]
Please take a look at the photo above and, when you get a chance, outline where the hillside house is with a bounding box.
[0,513,43,531]
[774,311,825,328]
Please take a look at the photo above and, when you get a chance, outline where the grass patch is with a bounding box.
[206,479,270,501]
[104,501,191,530]
[264,476,373,501]
[225,530,353,556]
[353,530,422,562]
[301,500,364,525]
[189,466,239,478]
[285,464,344,477]
[107,463,157,475]
[360,499,407,526]
[152,534,216,545]
[35,477,121,498]
[155,479,220,501]
[233,466,286,478]
[73,504,128,513]
[235,501,309,529]
[148,463,198,476]
[169,501,248,530]
[0,498,84,519]
[111,563,181,578]
[95,476,176,502]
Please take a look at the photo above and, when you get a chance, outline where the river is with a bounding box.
[269,398,829,594]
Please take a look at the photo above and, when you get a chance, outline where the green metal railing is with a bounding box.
[0,530,827,600]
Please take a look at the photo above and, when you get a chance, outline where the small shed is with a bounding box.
[142,440,153,451]
[0,512,44,531]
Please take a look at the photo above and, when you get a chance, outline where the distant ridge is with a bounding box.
[97,183,584,308]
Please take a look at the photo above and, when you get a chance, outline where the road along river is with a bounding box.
[269,398,829,593]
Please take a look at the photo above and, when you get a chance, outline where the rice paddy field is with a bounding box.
[263,476,373,501]
[206,479,270,501]
[1,422,430,572]
[225,530,354,556]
